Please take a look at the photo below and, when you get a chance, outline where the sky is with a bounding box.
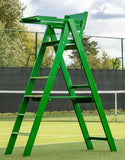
[20,0,125,59]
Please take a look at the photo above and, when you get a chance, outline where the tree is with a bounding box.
[0,0,27,67]
[41,48,54,68]
[20,31,54,67]
[68,37,100,69]
[0,30,27,67]
[0,0,54,67]
[0,0,25,29]
[82,37,99,56]
[99,52,113,69]
[112,58,121,70]
[87,54,101,69]
[68,37,121,69]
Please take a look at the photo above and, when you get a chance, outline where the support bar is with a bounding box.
[89,137,107,141]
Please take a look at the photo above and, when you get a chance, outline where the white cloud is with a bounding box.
[104,3,124,14]
[20,0,96,18]
[90,0,125,17]
[20,0,37,17]
[20,0,125,59]
[93,2,124,14]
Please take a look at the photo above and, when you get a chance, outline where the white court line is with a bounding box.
[1,131,125,137]
[1,122,125,148]
[0,134,82,143]
[40,123,78,128]
[0,123,78,130]
[1,131,125,142]
[1,137,125,149]
[0,141,83,149]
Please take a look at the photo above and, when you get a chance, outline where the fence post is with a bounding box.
[26,32,38,67]
[35,32,38,59]
[121,38,124,70]
[115,92,117,116]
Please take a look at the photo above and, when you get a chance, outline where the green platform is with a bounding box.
[5,12,117,156]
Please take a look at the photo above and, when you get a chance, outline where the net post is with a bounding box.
[115,92,118,121]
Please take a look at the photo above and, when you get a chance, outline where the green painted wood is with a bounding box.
[12,132,30,136]
[60,59,94,149]
[24,94,94,103]
[5,25,52,155]
[30,76,48,80]
[6,11,116,157]
[20,16,65,29]
[23,23,70,157]
[68,18,117,151]
[50,27,94,150]
[20,15,64,23]
[71,84,90,88]
[89,137,107,141]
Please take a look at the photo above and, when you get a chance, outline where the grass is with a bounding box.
[0,139,125,160]
[0,110,125,122]
[0,112,125,159]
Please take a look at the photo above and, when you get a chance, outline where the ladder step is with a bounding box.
[24,95,43,98]
[43,41,59,47]
[73,96,95,103]
[12,132,30,136]
[42,40,77,50]
[71,84,90,89]
[65,45,77,50]
[51,96,94,103]
[24,95,43,101]
[30,76,48,80]
[24,94,94,103]
[18,114,25,117]
[43,39,75,47]
[89,137,107,141]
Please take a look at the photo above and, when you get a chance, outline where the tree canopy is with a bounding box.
[0,1,121,69]
[68,37,121,69]
[0,0,54,67]
[0,0,25,29]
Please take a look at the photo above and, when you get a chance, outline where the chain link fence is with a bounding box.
[0,28,125,68]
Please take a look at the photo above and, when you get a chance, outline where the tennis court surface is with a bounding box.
[0,112,125,159]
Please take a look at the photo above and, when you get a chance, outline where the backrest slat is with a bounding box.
[65,12,88,40]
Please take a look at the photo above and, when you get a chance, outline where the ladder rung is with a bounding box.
[24,95,94,103]
[89,137,107,141]
[71,84,90,89]
[24,95,43,98]
[24,95,43,101]
[43,41,77,50]
[18,114,25,117]
[73,96,95,103]
[24,95,42,101]
[42,39,75,47]
[12,132,30,136]
[43,41,59,47]
[30,76,48,80]
[65,45,76,50]
[50,96,94,103]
